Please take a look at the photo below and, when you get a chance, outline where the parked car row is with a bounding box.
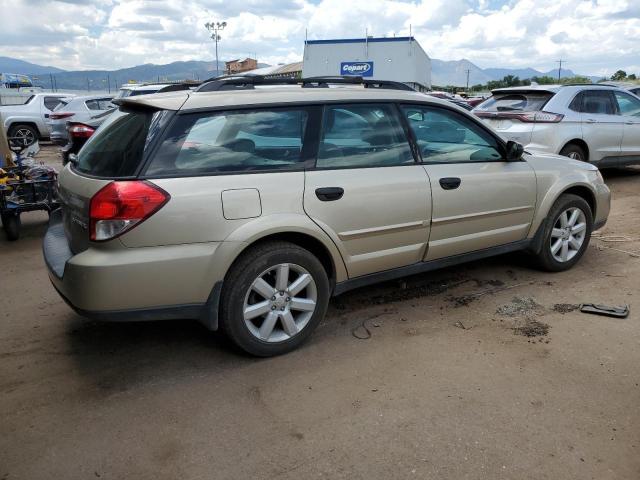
[44,76,611,356]
[473,84,640,167]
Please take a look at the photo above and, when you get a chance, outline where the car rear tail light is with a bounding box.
[50,112,75,120]
[89,181,170,241]
[68,124,95,138]
[474,111,564,123]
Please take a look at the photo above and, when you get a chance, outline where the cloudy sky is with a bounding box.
[0,0,638,76]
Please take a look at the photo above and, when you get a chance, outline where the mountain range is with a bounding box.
[0,55,599,90]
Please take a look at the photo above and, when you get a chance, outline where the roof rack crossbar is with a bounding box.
[195,75,415,92]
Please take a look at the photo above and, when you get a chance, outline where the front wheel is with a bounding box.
[220,241,330,356]
[533,194,593,272]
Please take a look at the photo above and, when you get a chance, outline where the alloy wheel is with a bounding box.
[567,151,583,161]
[243,263,317,342]
[550,207,587,262]
[14,128,36,147]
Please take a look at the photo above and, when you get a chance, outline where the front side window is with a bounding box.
[316,104,413,168]
[614,91,640,117]
[146,107,310,176]
[582,91,615,115]
[402,105,503,163]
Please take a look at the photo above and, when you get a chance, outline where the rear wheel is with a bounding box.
[220,241,330,356]
[533,194,592,272]
[559,143,587,162]
[1,213,20,241]
[8,124,38,148]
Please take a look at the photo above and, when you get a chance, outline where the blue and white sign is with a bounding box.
[340,61,374,77]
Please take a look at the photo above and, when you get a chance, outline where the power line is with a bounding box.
[556,59,565,82]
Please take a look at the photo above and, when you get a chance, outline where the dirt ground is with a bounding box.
[1,146,639,479]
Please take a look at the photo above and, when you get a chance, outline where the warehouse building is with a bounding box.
[302,36,431,91]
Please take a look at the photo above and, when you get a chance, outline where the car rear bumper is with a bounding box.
[43,210,223,329]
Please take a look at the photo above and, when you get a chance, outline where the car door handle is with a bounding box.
[439,177,461,190]
[315,187,344,201]
[585,118,597,123]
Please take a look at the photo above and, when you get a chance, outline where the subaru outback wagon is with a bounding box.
[44,77,610,356]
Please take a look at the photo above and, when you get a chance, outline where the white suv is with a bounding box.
[474,85,640,167]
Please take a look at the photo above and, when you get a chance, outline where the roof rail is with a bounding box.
[195,75,415,92]
[561,83,613,87]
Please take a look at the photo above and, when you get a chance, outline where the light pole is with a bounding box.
[205,21,227,77]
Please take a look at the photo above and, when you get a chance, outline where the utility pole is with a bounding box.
[465,69,470,91]
[107,74,111,93]
[205,21,227,77]
[556,59,564,82]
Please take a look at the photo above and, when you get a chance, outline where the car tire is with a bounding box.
[533,194,593,272]
[219,241,330,357]
[8,124,38,148]
[1,213,21,241]
[559,143,587,162]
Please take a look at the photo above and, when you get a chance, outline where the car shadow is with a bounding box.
[63,251,529,396]
[64,315,253,396]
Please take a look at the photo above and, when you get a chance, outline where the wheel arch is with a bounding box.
[560,185,596,218]
[560,139,589,161]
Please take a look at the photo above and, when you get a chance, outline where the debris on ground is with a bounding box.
[351,311,395,339]
[513,319,550,337]
[453,321,470,330]
[369,277,469,305]
[448,294,477,308]
[553,303,580,314]
[580,304,630,318]
[496,296,544,317]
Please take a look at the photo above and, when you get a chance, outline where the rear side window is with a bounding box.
[146,107,311,176]
[52,100,69,112]
[75,109,170,177]
[568,92,584,112]
[475,92,553,112]
[317,104,413,168]
[582,91,615,115]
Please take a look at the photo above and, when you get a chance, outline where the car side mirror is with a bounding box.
[505,140,524,161]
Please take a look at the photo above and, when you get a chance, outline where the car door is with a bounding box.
[577,90,623,162]
[303,103,432,278]
[400,104,537,261]
[613,90,640,158]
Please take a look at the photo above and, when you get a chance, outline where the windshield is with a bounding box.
[475,92,554,112]
[75,108,170,177]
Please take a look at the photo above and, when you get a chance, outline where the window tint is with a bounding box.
[582,91,615,115]
[43,96,63,111]
[568,92,584,112]
[630,88,640,97]
[402,105,503,163]
[317,104,413,168]
[146,108,310,176]
[475,92,553,112]
[614,91,640,117]
[76,109,170,177]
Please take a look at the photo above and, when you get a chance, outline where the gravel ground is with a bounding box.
[1,146,639,479]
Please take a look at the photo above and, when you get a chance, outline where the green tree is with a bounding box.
[611,70,627,81]
[628,73,637,80]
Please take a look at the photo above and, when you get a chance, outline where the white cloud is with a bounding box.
[0,0,638,75]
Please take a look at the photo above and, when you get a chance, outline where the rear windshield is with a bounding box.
[75,108,169,177]
[475,92,554,112]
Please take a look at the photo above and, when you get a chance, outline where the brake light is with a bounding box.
[50,112,75,120]
[89,181,170,241]
[474,111,564,123]
[68,124,95,138]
